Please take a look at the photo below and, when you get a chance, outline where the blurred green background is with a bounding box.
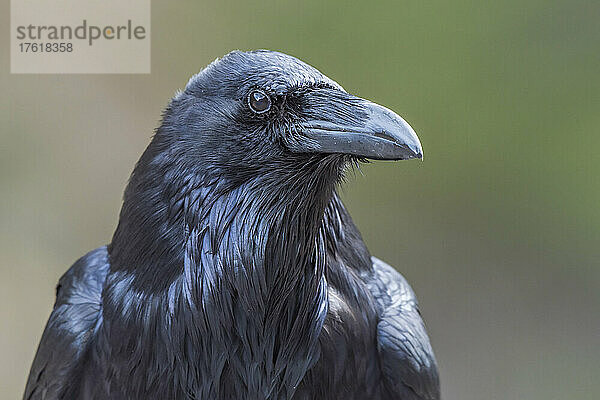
[1,1,598,399]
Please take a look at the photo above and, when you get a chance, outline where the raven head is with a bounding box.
[160,50,421,184]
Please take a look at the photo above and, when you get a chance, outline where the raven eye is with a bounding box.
[248,90,271,113]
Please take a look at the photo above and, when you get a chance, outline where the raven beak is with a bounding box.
[300,100,422,160]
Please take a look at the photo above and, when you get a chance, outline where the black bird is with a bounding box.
[24,50,439,400]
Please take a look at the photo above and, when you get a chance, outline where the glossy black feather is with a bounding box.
[368,257,440,399]
[24,50,439,400]
[24,247,109,400]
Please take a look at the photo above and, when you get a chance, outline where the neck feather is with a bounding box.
[106,153,348,397]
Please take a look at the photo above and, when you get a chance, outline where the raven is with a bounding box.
[24,50,439,400]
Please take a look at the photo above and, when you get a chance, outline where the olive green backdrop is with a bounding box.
[1,1,598,399]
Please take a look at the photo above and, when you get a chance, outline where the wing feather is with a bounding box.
[24,247,109,400]
[367,256,440,400]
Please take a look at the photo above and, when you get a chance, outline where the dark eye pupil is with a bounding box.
[249,90,271,113]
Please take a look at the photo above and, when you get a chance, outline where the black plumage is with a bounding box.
[24,50,439,400]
